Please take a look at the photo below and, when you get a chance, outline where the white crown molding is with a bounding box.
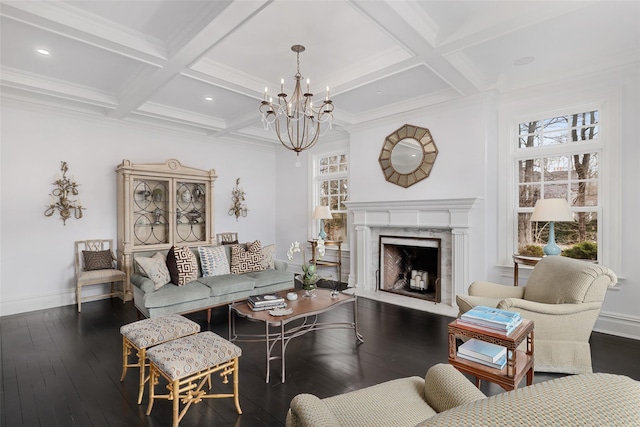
[135,102,226,130]
[1,67,117,107]
[1,1,168,64]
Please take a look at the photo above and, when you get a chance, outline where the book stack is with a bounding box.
[247,293,287,312]
[457,338,507,369]
[458,305,522,335]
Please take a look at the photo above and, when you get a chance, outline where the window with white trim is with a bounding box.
[314,153,348,243]
[515,110,601,259]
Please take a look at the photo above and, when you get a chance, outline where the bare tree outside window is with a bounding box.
[317,154,348,242]
[516,111,599,259]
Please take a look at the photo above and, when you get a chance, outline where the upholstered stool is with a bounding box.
[146,332,242,427]
[120,314,200,404]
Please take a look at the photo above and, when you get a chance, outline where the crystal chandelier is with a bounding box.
[259,45,334,162]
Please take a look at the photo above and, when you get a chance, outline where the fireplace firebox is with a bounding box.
[378,235,441,302]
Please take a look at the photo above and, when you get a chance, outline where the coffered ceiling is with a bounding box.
[1,1,638,146]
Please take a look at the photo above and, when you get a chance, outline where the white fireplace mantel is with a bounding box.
[344,198,482,317]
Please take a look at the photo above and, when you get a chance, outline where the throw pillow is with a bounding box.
[247,240,262,253]
[166,246,198,286]
[135,252,171,290]
[198,246,231,277]
[230,242,266,274]
[83,250,113,271]
[261,244,276,269]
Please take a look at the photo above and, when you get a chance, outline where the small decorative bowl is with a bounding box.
[286,292,298,301]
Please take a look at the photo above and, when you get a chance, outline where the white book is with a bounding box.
[458,338,506,364]
[457,352,507,370]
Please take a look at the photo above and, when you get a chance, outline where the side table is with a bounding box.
[512,254,541,286]
[448,318,534,391]
[309,239,342,285]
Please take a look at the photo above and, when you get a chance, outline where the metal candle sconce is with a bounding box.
[228,178,248,221]
[44,161,84,225]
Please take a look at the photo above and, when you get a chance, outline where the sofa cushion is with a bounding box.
[230,241,266,274]
[245,269,293,288]
[166,246,198,286]
[135,252,171,290]
[83,250,113,271]
[197,274,255,297]
[261,244,276,269]
[198,246,231,277]
[143,281,210,308]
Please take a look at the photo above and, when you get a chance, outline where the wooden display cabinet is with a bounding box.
[116,159,217,298]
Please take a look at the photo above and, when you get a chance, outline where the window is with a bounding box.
[314,153,348,243]
[515,110,600,259]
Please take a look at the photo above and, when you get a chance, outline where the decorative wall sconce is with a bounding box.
[228,178,248,221]
[44,161,84,225]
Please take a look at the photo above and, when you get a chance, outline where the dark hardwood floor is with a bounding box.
[2,293,639,427]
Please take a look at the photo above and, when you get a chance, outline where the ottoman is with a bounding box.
[146,331,242,427]
[120,314,200,404]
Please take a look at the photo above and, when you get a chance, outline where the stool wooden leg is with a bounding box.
[233,357,242,414]
[120,336,130,382]
[137,348,146,405]
[172,379,180,427]
[146,364,157,416]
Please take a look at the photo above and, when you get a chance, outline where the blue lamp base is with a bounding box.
[543,221,562,256]
[318,219,327,240]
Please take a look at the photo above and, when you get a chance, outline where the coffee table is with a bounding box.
[228,288,363,383]
[448,318,534,391]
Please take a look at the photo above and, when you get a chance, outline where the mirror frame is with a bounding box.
[378,124,438,188]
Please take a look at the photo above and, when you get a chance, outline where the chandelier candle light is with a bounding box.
[259,45,334,165]
[530,198,575,256]
[287,240,325,298]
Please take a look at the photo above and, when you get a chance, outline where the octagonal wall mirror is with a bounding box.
[379,124,438,188]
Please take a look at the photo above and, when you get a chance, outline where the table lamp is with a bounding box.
[530,198,574,256]
[313,206,333,240]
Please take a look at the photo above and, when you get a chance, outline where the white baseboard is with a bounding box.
[594,310,640,341]
[0,285,114,317]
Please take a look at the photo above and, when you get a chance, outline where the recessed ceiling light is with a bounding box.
[36,48,50,56]
[513,56,535,66]
[204,97,213,102]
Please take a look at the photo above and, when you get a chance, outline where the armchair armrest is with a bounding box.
[498,299,603,315]
[424,364,485,413]
[286,394,340,427]
[274,260,288,271]
[468,281,525,299]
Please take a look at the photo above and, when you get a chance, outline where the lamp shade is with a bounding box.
[530,198,574,222]
[313,205,333,220]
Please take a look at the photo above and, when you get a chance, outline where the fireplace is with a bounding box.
[345,198,482,317]
[379,236,441,302]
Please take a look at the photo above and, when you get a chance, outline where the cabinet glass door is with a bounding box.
[175,181,207,243]
[132,178,170,246]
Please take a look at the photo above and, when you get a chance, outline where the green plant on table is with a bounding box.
[287,240,325,290]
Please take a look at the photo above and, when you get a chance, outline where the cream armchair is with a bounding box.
[456,256,616,374]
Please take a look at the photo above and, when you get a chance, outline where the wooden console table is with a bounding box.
[448,318,534,391]
[309,239,342,284]
[512,255,541,286]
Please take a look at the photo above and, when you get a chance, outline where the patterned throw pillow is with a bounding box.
[166,246,198,286]
[135,252,171,290]
[83,250,113,271]
[198,246,231,277]
[261,244,276,269]
[230,241,266,274]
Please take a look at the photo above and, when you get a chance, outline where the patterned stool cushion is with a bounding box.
[120,314,200,349]
[147,332,242,381]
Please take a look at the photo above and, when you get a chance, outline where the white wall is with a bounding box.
[0,100,277,316]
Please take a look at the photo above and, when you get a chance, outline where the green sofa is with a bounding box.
[286,364,640,427]
[130,244,293,320]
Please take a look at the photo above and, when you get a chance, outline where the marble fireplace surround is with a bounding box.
[345,198,481,317]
